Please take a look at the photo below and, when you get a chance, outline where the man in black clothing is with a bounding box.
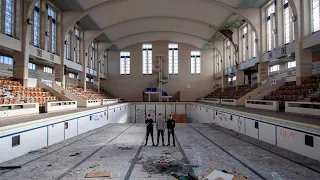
[166,114,176,146]
[144,114,155,146]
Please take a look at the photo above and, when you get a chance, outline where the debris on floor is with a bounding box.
[70,152,82,157]
[0,165,21,170]
[141,152,195,175]
[85,171,111,178]
[204,169,247,180]
[89,164,101,168]
[28,148,48,154]
[118,146,133,150]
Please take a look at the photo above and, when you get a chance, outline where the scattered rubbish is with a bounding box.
[47,164,52,167]
[28,149,47,154]
[206,170,234,180]
[0,166,21,170]
[197,168,247,180]
[85,171,111,178]
[42,146,49,149]
[171,170,198,180]
[89,164,101,168]
[70,152,82,157]
[118,147,133,150]
[100,156,106,158]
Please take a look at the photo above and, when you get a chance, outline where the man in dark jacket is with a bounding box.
[144,114,155,146]
[166,114,176,146]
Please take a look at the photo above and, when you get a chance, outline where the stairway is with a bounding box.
[155,55,172,102]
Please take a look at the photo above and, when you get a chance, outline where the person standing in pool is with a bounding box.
[166,114,176,146]
[144,114,155,146]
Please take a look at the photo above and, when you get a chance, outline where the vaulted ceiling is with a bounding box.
[51,0,268,49]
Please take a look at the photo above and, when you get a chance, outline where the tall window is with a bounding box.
[269,65,279,72]
[267,3,275,51]
[168,44,178,74]
[312,0,320,32]
[48,7,56,53]
[242,26,248,62]
[191,51,201,74]
[225,40,231,68]
[91,42,95,69]
[214,49,221,73]
[33,1,40,46]
[142,44,152,75]
[253,32,256,57]
[74,28,80,64]
[65,33,70,60]
[120,52,130,75]
[5,0,14,36]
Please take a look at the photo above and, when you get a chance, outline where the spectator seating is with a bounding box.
[204,84,257,100]
[0,76,58,105]
[264,75,320,102]
[66,86,115,101]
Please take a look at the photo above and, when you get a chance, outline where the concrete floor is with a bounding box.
[0,123,320,180]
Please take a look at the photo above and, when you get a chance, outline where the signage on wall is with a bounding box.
[50,54,54,61]
[268,51,273,59]
[37,49,43,57]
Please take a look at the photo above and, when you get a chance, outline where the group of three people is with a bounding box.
[145,113,176,146]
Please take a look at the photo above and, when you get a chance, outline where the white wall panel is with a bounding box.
[48,123,64,146]
[259,122,276,145]
[166,104,175,117]
[156,105,166,122]
[129,105,136,123]
[245,119,259,139]
[277,127,320,161]
[136,105,146,123]
[146,105,156,121]
[65,119,78,139]
[1,127,47,163]
[108,109,113,123]
[78,115,91,134]
[176,104,186,114]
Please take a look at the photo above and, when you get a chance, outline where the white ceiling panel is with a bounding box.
[76,0,242,10]
[104,18,215,41]
[87,0,232,29]
[76,0,113,10]
[115,32,207,49]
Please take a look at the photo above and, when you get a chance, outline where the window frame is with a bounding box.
[28,63,36,70]
[242,25,248,62]
[142,44,152,75]
[48,7,56,53]
[44,66,53,74]
[287,61,296,68]
[312,0,320,33]
[191,51,201,75]
[269,64,280,72]
[74,28,80,64]
[5,0,14,36]
[120,52,130,75]
[266,3,275,51]
[168,44,179,75]
[65,32,71,60]
[33,1,40,47]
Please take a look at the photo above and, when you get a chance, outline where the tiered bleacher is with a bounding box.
[264,75,320,102]
[205,84,257,100]
[66,86,115,100]
[0,76,58,105]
